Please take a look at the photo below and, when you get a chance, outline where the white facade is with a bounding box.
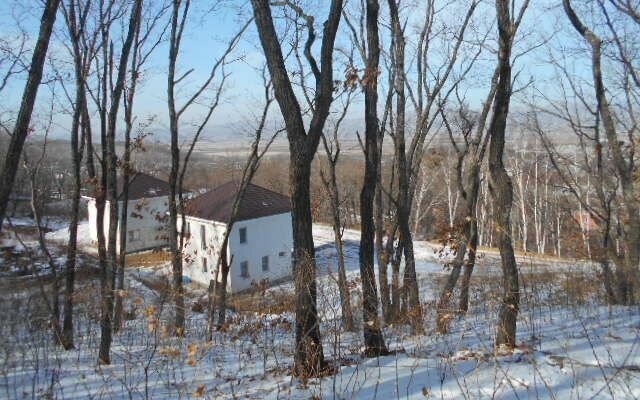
[180,212,293,293]
[87,196,170,254]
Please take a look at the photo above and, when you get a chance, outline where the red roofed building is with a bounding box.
[179,181,293,292]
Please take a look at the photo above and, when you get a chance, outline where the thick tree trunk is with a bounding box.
[490,0,519,349]
[0,0,61,230]
[290,156,325,375]
[250,0,343,376]
[359,0,389,356]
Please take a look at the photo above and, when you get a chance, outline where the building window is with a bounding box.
[278,251,286,258]
[240,261,249,278]
[200,225,206,250]
[128,229,140,242]
[262,255,269,272]
[239,227,247,244]
[202,257,207,273]
[185,222,190,236]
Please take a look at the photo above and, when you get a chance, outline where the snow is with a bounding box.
[0,222,638,399]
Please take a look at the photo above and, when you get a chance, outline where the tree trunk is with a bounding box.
[250,0,343,376]
[374,160,391,322]
[291,156,325,375]
[61,83,84,350]
[99,0,143,362]
[330,192,354,331]
[458,216,478,313]
[436,161,481,332]
[359,0,389,356]
[490,0,519,349]
[0,0,61,230]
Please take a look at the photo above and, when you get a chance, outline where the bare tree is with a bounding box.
[563,0,640,304]
[208,71,279,334]
[250,0,343,377]
[58,0,99,350]
[489,0,529,349]
[319,88,355,332]
[379,0,480,330]
[114,1,168,332]
[167,0,250,334]
[80,0,143,364]
[0,0,61,230]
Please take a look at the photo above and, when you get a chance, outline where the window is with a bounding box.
[128,229,140,242]
[239,227,247,244]
[262,256,269,272]
[202,257,207,273]
[240,261,249,278]
[278,251,286,258]
[185,222,190,236]
[200,225,206,250]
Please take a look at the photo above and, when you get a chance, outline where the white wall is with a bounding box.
[228,212,293,293]
[87,196,170,253]
[180,215,227,286]
[180,212,293,293]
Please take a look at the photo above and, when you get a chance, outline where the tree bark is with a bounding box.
[250,0,343,376]
[99,0,143,363]
[0,0,61,230]
[359,0,389,356]
[490,0,520,349]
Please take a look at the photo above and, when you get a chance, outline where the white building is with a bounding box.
[85,173,172,254]
[180,181,293,293]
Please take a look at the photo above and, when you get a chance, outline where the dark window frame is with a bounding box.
[239,227,247,244]
[240,261,249,278]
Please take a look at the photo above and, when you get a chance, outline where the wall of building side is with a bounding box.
[87,196,170,253]
[227,212,293,293]
[180,212,293,293]
[179,215,227,286]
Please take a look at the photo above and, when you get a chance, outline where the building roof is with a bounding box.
[184,181,291,223]
[119,173,172,200]
[84,172,172,200]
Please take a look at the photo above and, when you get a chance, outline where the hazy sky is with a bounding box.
[0,0,594,143]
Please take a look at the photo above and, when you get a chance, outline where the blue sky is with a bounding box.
[0,0,597,142]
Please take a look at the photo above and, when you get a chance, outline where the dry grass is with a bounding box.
[231,288,296,315]
[125,249,171,267]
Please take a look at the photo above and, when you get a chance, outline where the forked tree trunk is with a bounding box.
[436,162,481,332]
[250,0,343,377]
[0,0,61,230]
[490,0,520,349]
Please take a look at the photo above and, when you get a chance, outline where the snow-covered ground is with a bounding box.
[0,222,638,399]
